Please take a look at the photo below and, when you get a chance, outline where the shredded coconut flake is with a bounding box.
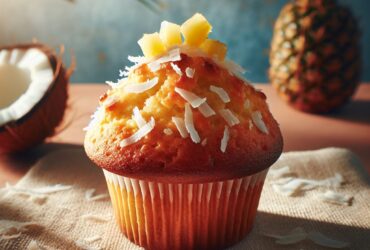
[170,63,182,76]
[0,220,43,239]
[104,96,118,108]
[148,48,181,72]
[219,109,240,127]
[272,173,344,197]
[128,55,146,64]
[251,111,268,134]
[248,119,253,130]
[85,189,109,202]
[81,214,110,223]
[75,240,102,250]
[318,190,353,206]
[223,59,246,75]
[4,183,72,195]
[84,236,102,243]
[105,81,118,88]
[119,69,129,77]
[185,67,195,78]
[201,138,207,146]
[244,99,251,109]
[163,128,173,135]
[27,240,43,250]
[124,77,159,93]
[172,117,188,138]
[174,87,206,108]
[132,106,146,128]
[1,232,22,240]
[120,117,155,147]
[263,227,350,248]
[210,85,230,103]
[220,126,230,153]
[308,231,350,248]
[84,107,104,131]
[184,103,201,143]
[198,102,216,117]
[263,227,307,245]
[268,166,295,179]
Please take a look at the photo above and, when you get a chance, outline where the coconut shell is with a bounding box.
[0,43,74,154]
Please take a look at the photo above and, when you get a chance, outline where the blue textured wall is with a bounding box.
[0,0,369,83]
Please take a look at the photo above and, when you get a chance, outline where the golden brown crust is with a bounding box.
[84,53,283,183]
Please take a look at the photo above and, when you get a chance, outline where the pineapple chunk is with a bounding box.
[200,39,227,60]
[138,32,166,58]
[160,21,182,47]
[181,13,212,46]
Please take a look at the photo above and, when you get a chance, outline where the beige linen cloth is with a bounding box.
[0,147,369,250]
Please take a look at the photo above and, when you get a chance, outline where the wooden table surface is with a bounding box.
[1,83,369,185]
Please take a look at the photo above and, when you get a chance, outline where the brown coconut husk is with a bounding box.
[0,43,75,154]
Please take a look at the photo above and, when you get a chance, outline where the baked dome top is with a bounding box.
[84,13,283,183]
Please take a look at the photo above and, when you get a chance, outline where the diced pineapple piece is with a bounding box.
[160,21,182,47]
[181,13,212,46]
[138,32,166,58]
[200,39,227,60]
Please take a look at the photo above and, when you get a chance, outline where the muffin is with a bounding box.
[84,13,283,250]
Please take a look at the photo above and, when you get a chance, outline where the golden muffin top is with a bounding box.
[84,13,283,182]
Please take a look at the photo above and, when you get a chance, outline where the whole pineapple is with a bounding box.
[269,0,361,113]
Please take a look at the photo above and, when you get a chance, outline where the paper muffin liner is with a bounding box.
[103,169,268,250]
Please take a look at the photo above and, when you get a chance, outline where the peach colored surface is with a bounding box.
[0,84,369,185]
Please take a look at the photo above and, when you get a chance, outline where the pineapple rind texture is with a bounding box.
[269,1,361,113]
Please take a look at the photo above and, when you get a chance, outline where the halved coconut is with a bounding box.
[0,43,73,153]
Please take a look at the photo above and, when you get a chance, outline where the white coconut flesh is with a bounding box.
[0,48,54,126]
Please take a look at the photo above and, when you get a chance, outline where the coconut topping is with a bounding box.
[85,189,109,202]
[220,126,230,153]
[170,63,182,76]
[4,183,72,195]
[84,236,102,244]
[248,119,253,130]
[132,106,146,128]
[184,103,201,143]
[210,85,230,103]
[251,111,268,134]
[27,240,42,250]
[201,138,207,146]
[84,107,104,132]
[185,67,195,78]
[268,166,294,179]
[198,102,216,117]
[148,48,181,72]
[1,232,22,240]
[172,117,188,138]
[0,220,43,240]
[174,87,206,108]
[218,109,240,126]
[263,227,350,248]
[3,183,72,205]
[75,240,102,250]
[163,128,173,135]
[120,117,155,147]
[244,99,251,110]
[82,214,110,223]
[318,190,353,206]
[272,173,344,197]
[128,55,146,64]
[124,77,159,93]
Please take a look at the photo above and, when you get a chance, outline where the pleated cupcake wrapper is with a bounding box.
[103,169,268,250]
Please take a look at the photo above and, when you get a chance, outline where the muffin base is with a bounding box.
[104,169,267,250]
